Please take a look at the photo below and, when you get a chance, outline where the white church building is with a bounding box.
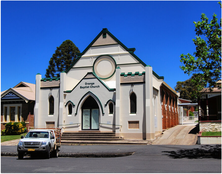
[34,28,179,140]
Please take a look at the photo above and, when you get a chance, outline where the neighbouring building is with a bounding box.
[1,82,35,130]
[198,81,221,133]
[34,28,179,140]
[178,98,198,124]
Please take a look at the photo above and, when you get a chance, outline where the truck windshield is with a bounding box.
[25,132,49,138]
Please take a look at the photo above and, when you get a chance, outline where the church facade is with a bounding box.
[34,28,179,140]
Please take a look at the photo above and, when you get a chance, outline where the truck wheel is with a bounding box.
[45,146,50,159]
[52,148,58,158]
[46,149,50,159]
[18,152,23,159]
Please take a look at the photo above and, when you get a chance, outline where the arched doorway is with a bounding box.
[82,96,99,130]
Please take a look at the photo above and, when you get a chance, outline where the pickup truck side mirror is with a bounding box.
[21,136,24,139]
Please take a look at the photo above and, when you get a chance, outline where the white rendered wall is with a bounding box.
[120,83,145,139]
[83,45,127,58]
[65,44,145,91]
[62,77,116,132]
[66,68,92,90]
[37,88,60,128]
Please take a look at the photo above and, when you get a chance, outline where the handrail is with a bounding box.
[59,123,80,127]
[99,123,122,127]
[59,123,80,130]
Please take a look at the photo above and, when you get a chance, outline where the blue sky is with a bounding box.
[1,1,221,92]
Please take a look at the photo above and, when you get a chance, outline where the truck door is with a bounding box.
[50,131,55,149]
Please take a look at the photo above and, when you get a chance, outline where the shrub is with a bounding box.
[189,111,194,116]
[5,122,13,135]
[5,122,26,135]
[24,127,27,133]
[1,129,6,135]
[21,121,26,127]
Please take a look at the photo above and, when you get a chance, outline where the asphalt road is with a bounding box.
[1,145,221,173]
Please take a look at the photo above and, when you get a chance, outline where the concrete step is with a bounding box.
[62,134,116,137]
[61,135,118,138]
[61,132,123,143]
[61,140,148,145]
[62,132,115,135]
[61,137,123,141]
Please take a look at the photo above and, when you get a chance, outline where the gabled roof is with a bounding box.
[179,98,192,103]
[200,87,221,93]
[1,82,35,102]
[178,103,198,106]
[162,81,178,96]
[66,28,147,73]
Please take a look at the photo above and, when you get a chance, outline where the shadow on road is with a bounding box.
[188,123,199,134]
[163,145,221,159]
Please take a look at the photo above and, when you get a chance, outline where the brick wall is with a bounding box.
[26,113,34,129]
[161,85,179,130]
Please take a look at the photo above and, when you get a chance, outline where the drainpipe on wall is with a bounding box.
[115,67,121,136]
[34,73,42,129]
[145,66,154,140]
[59,71,66,128]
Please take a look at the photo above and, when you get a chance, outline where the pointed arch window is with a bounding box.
[109,102,114,114]
[68,103,72,115]
[130,92,137,114]
[49,96,54,115]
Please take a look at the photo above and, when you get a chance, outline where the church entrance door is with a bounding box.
[82,96,99,130]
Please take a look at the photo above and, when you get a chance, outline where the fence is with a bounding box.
[180,115,198,124]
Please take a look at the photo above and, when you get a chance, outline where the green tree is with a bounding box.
[175,74,204,102]
[45,40,80,78]
[180,7,221,97]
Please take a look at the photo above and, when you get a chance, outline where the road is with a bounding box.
[1,145,221,173]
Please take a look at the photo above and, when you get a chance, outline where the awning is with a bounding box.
[178,103,198,106]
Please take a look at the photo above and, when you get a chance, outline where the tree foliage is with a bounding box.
[175,74,204,102]
[45,40,80,78]
[180,8,221,97]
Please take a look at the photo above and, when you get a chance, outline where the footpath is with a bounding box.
[152,124,198,145]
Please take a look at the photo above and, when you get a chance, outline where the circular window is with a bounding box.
[93,55,116,79]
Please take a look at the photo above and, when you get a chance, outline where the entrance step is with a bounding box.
[61,132,124,144]
[61,140,148,145]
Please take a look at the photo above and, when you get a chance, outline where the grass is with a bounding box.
[1,133,26,142]
[201,132,221,137]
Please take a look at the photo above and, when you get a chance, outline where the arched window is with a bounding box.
[109,102,113,114]
[130,92,137,114]
[49,96,54,115]
[68,103,72,115]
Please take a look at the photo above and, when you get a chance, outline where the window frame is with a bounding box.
[130,92,137,114]
[68,103,73,116]
[49,95,54,116]
[9,106,16,122]
[108,102,114,115]
[4,107,7,122]
[18,106,21,122]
